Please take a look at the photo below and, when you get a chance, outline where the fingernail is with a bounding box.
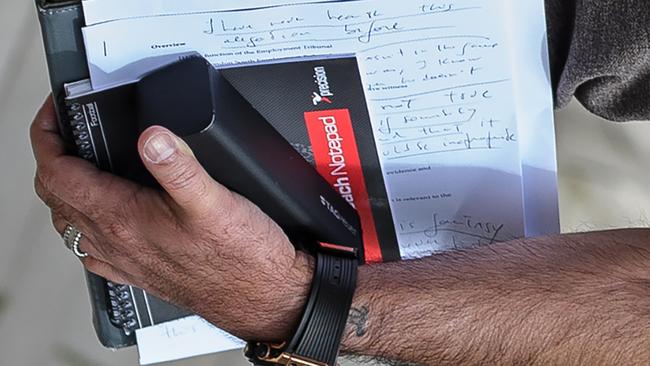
[144,132,177,163]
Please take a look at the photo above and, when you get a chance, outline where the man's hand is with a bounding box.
[30,96,650,365]
[30,96,313,341]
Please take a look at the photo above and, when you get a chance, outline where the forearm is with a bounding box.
[341,230,650,365]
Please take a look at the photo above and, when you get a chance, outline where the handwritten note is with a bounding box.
[81,0,551,258]
[82,0,337,26]
[135,315,245,365]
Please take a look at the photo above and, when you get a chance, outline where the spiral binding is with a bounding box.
[106,282,139,335]
[66,101,139,335]
[68,103,96,161]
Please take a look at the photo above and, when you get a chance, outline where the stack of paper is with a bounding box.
[78,0,559,363]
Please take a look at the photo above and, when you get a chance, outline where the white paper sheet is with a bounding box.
[135,316,245,365]
[506,0,560,236]
[81,0,557,258]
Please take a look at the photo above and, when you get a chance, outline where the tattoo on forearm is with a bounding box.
[349,306,370,337]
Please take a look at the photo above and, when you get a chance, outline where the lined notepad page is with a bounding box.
[80,0,558,362]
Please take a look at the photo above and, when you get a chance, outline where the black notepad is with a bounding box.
[62,55,399,345]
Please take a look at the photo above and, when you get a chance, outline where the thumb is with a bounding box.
[138,126,231,217]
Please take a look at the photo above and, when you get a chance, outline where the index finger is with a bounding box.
[29,96,139,219]
[30,96,66,166]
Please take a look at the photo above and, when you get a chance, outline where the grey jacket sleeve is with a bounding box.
[546,0,650,121]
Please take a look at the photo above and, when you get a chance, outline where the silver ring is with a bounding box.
[63,224,89,258]
[72,232,89,258]
[63,224,78,250]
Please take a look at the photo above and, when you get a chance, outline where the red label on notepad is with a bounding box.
[305,109,382,263]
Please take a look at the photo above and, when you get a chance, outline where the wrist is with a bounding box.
[247,252,359,366]
[195,250,314,342]
[276,250,316,339]
[239,251,315,341]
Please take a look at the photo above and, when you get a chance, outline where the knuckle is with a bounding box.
[37,156,62,184]
[36,159,67,198]
[101,216,134,243]
[81,257,95,271]
[35,178,62,212]
[121,186,146,212]
[82,258,103,276]
[166,163,203,193]
[83,259,121,284]
[36,166,55,192]
[33,175,47,201]
[203,194,247,236]
[190,191,235,228]
[85,189,114,219]
[29,114,47,141]
[29,116,39,136]
[51,212,66,227]
[83,175,129,220]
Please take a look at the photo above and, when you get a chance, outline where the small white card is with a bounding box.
[135,316,245,365]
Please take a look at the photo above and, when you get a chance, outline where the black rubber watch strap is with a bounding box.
[246,252,358,366]
[291,253,357,363]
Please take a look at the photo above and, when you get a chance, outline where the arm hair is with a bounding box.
[341,230,650,365]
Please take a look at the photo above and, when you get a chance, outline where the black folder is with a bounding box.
[36,0,136,349]
[36,0,400,350]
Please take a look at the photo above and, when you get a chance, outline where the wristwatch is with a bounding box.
[245,243,360,366]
